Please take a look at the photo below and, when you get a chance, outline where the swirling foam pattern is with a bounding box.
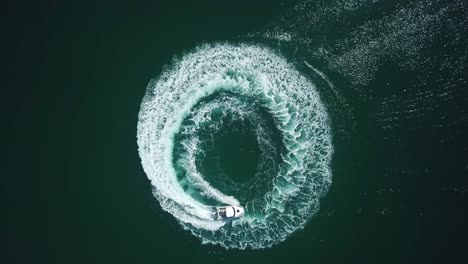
[137,43,333,249]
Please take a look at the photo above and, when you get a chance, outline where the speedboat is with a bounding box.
[211,205,245,221]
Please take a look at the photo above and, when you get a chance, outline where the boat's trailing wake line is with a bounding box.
[137,43,333,249]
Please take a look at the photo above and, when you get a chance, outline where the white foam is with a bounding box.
[137,43,333,248]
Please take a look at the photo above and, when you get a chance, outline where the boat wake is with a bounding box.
[137,43,333,249]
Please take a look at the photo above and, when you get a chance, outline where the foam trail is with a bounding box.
[137,43,333,248]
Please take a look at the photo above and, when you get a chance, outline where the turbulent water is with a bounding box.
[137,44,333,249]
[138,0,467,250]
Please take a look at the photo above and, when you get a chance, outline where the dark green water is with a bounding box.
[6,0,468,263]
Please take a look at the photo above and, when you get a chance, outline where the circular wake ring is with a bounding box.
[137,43,333,249]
